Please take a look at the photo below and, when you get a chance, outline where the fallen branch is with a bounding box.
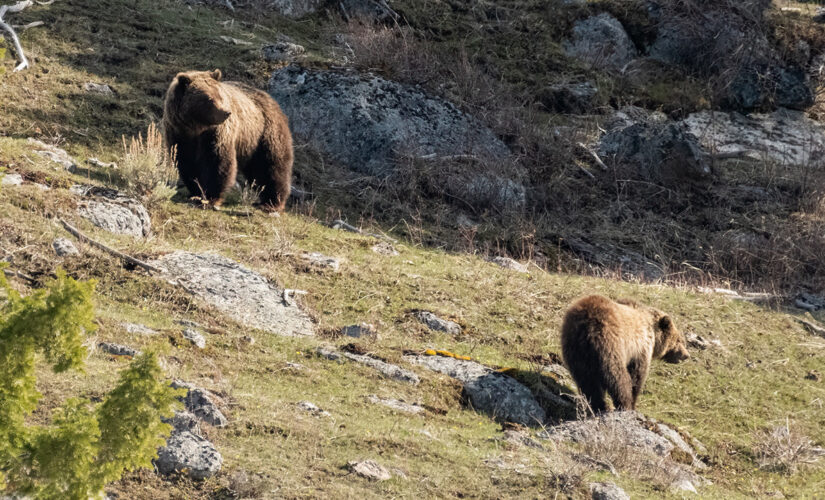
[574,162,596,180]
[330,219,396,242]
[58,218,162,274]
[3,268,36,284]
[576,142,608,171]
[11,19,42,30]
[796,318,825,339]
[0,0,34,72]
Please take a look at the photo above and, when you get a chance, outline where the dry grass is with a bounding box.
[118,123,177,206]
[755,420,825,475]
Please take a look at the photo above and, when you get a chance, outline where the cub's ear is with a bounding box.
[211,69,222,81]
[658,315,672,331]
[176,73,191,87]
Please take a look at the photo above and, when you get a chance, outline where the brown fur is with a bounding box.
[162,69,293,211]
[560,295,690,414]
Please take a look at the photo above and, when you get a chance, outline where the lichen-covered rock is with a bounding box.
[165,410,201,435]
[297,401,331,417]
[151,252,314,337]
[262,41,305,62]
[590,481,630,500]
[73,185,151,238]
[681,109,825,167]
[84,82,114,95]
[563,13,637,71]
[488,256,528,273]
[414,311,462,335]
[155,431,222,480]
[171,380,228,428]
[317,346,420,384]
[348,460,392,481]
[28,138,78,171]
[1,173,23,186]
[367,395,425,414]
[182,328,206,348]
[300,252,341,271]
[268,66,520,210]
[404,354,546,426]
[341,323,378,339]
[52,238,79,256]
[598,109,711,185]
[98,342,140,357]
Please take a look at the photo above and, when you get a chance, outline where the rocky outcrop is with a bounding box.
[317,346,420,384]
[72,185,151,238]
[269,66,522,210]
[681,108,825,167]
[563,13,637,71]
[598,107,711,185]
[151,252,314,337]
[155,431,222,480]
[414,311,462,335]
[404,353,545,426]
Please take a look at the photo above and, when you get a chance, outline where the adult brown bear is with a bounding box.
[162,69,293,211]
[560,295,690,413]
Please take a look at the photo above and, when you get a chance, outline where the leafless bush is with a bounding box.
[118,122,177,204]
[755,420,824,475]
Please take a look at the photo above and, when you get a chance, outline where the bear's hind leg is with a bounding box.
[247,129,292,212]
[576,377,607,415]
[627,358,649,410]
[603,359,634,411]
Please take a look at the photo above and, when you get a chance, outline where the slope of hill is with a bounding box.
[1,0,825,498]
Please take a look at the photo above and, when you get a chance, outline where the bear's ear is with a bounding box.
[658,315,672,331]
[176,74,191,87]
[211,69,222,81]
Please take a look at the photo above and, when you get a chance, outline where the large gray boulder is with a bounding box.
[151,252,314,337]
[563,13,638,71]
[269,66,522,210]
[72,185,151,238]
[680,108,825,167]
[155,431,222,480]
[404,353,545,426]
[598,107,711,185]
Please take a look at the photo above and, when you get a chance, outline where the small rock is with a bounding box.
[122,322,158,335]
[317,346,420,384]
[341,323,377,339]
[1,173,23,186]
[795,293,825,312]
[177,319,202,328]
[371,242,399,256]
[171,380,228,428]
[74,186,151,238]
[164,410,201,435]
[28,138,78,171]
[414,311,462,336]
[155,431,222,480]
[98,342,140,357]
[815,7,825,23]
[297,401,331,417]
[348,460,391,481]
[241,335,256,345]
[563,13,637,71]
[805,370,822,382]
[267,0,326,18]
[367,395,425,414]
[488,256,528,273]
[52,238,79,257]
[83,82,114,95]
[671,478,698,494]
[182,328,206,349]
[285,361,305,370]
[590,481,630,500]
[404,354,545,426]
[220,35,253,46]
[300,252,341,271]
[262,41,306,62]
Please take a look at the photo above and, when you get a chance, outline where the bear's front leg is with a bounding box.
[197,143,237,208]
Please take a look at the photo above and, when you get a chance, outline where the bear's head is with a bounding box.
[164,69,231,131]
[653,312,690,363]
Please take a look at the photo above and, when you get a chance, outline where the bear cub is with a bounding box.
[560,295,690,414]
[162,69,293,211]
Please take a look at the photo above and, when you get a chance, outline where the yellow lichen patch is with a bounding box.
[424,349,472,361]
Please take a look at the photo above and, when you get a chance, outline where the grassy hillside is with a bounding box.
[1,0,825,498]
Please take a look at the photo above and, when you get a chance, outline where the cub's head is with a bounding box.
[164,69,230,129]
[652,311,690,364]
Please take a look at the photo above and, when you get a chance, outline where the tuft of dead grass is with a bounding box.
[755,420,825,475]
[118,122,178,205]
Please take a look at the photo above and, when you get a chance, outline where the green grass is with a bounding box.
[2,0,825,497]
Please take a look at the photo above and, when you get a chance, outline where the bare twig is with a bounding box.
[0,0,34,72]
[576,142,608,171]
[330,219,396,242]
[3,268,36,284]
[574,162,596,180]
[11,19,42,30]
[58,218,162,274]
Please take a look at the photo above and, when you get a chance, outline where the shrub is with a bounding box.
[0,266,181,499]
[118,122,178,204]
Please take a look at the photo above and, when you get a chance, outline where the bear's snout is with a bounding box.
[663,346,690,363]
